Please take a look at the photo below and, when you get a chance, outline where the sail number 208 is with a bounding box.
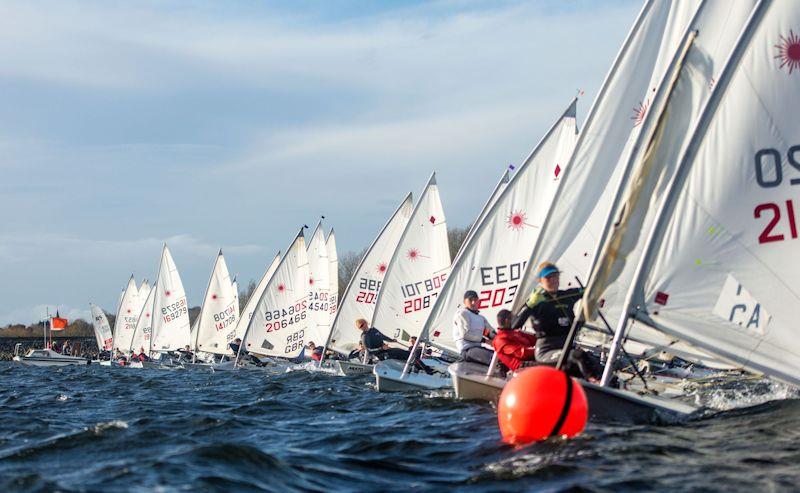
[754,146,799,244]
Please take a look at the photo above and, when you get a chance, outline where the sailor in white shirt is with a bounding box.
[452,290,495,366]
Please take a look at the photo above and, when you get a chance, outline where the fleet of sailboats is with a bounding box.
[68,0,800,425]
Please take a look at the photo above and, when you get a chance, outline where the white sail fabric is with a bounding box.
[130,284,155,353]
[513,0,701,316]
[424,100,579,352]
[112,275,139,353]
[583,0,758,323]
[150,245,191,353]
[242,230,309,358]
[459,170,510,254]
[326,230,339,324]
[138,280,151,313]
[193,251,239,355]
[306,222,333,346]
[231,279,240,326]
[233,253,281,348]
[326,195,414,354]
[625,0,800,385]
[371,174,451,342]
[89,303,113,351]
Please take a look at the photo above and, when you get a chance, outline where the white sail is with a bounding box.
[149,245,191,353]
[231,278,240,328]
[371,174,451,342]
[89,303,113,351]
[458,169,511,254]
[583,0,758,324]
[306,222,333,347]
[193,251,239,355]
[325,195,414,354]
[242,230,309,358]
[424,100,579,353]
[112,275,139,353]
[138,280,151,313]
[129,284,155,354]
[612,0,800,385]
[232,253,281,349]
[512,0,701,316]
[326,230,339,324]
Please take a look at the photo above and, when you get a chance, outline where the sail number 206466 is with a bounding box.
[753,147,799,244]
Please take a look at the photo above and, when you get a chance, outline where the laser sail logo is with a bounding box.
[775,30,800,74]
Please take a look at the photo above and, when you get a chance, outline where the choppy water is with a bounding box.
[1,363,799,492]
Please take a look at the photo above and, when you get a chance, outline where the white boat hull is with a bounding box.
[448,361,506,401]
[335,360,374,376]
[373,358,452,392]
[13,350,91,367]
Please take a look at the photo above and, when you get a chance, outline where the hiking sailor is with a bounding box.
[355,318,410,362]
[512,262,602,382]
[453,290,495,366]
[492,308,536,373]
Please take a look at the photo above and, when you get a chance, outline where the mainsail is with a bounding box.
[371,174,451,343]
[193,251,238,355]
[241,230,309,358]
[423,99,579,354]
[89,303,113,351]
[138,280,151,313]
[603,0,800,385]
[129,284,155,354]
[326,230,339,324]
[306,222,333,347]
[232,253,281,346]
[512,0,701,319]
[149,245,191,354]
[112,275,139,353]
[325,194,413,354]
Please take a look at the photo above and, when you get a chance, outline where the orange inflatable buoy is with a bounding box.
[498,366,588,445]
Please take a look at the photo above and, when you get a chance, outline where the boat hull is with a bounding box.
[335,361,374,376]
[448,361,505,401]
[13,355,91,367]
[373,359,452,392]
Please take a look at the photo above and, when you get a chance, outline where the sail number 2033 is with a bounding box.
[753,146,799,244]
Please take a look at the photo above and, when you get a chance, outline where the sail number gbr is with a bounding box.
[753,146,799,244]
[355,278,382,305]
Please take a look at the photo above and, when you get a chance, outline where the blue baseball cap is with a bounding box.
[537,265,560,278]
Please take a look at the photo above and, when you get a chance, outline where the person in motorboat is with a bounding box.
[511,262,602,383]
[62,340,72,356]
[356,318,410,362]
[453,290,495,366]
[492,309,536,373]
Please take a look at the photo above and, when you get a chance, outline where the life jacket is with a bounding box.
[492,329,537,371]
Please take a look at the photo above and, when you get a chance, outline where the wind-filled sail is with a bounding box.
[130,285,155,354]
[326,230,339,323]
[513,0,701,318]
[112,275,139,353]
[306,222,333,347]
[150,245,191,353]
[242,230,309,358]
[325,195,413,354]
[138,280,151,313]
[371,174,451,342]
[233,253,281,346]
[582,0,758,323]
[424,100,578,353]
[618,0,800,385]
[89,303,113,351]
[193,251,238,355]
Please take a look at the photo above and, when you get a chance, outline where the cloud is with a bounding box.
[0,0,640,325]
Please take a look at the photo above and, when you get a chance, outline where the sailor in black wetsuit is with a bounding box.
[512,262,602,382]
[355,318,410,362]
[228,338,265,367]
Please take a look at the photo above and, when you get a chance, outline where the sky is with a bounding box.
[0,0,640,325]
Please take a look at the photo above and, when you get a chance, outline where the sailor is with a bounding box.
[452,290,495,366]
[512,262,602,382]
[114,349,128,366]
[306,341,325,362]
[355,319,410,362]
[408,336,435,375]
[136,347,150,362]
[492,309,536,372]
[347,342,366,362]
[229,338,266,367]
[177,345,194,362]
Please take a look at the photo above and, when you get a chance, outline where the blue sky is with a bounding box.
[0,0,639,325]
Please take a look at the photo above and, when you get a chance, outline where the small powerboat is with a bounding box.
[12,344,91,367]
